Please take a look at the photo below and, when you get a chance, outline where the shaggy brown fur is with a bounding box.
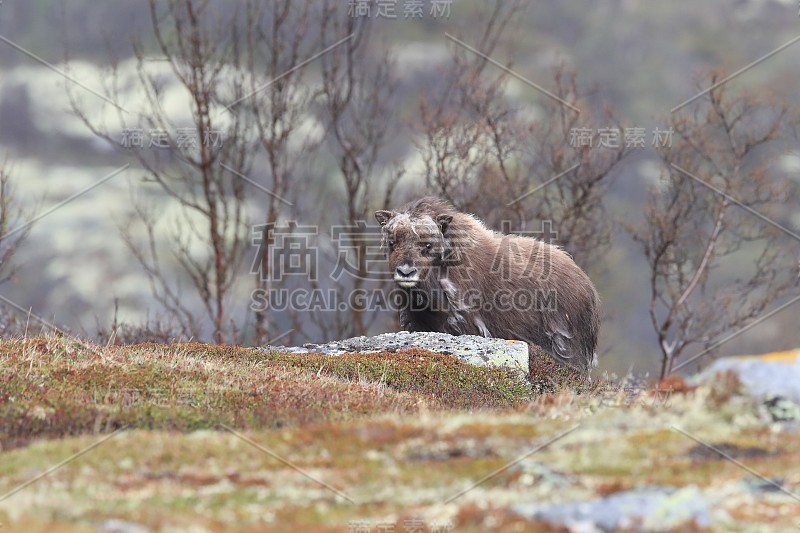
[375,197,600,375]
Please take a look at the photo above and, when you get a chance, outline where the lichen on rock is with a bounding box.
[263,331,530,374]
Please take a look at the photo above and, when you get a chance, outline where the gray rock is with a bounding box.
[692,350,800,403]
[261,331,529,374]
[512,486,713,532]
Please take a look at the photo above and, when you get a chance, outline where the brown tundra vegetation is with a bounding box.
[375,197,600,376]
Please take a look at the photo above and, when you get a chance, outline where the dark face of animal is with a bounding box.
[375,210,453,288]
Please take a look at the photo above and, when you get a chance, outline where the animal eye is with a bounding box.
[388,240,395,248]
[424,242,432,250]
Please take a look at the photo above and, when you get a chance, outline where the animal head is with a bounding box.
[374,209,453,288]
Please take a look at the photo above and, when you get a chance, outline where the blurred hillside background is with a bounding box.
[0,0,799,378]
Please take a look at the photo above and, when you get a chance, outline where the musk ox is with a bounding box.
[375,197,600,375]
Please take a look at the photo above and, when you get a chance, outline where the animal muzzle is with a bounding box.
[394,261,419,288]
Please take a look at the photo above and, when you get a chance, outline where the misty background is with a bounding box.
[0,0,799,378]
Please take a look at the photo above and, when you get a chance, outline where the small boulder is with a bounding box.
[692,349,800,403]
[513,485,713,532]
[262,331,529,374]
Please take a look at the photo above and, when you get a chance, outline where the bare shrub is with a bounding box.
[417,4,628,267]
[72,1,325,343]
[0,159,37,337]
[629,70,800,378]
[307,1,405,339]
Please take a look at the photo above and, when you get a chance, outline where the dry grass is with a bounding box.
[0,337,531,451]
[2,336,797,531]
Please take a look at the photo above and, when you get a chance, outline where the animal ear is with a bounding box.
[436,214,453,234]
[375,210,395,226]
